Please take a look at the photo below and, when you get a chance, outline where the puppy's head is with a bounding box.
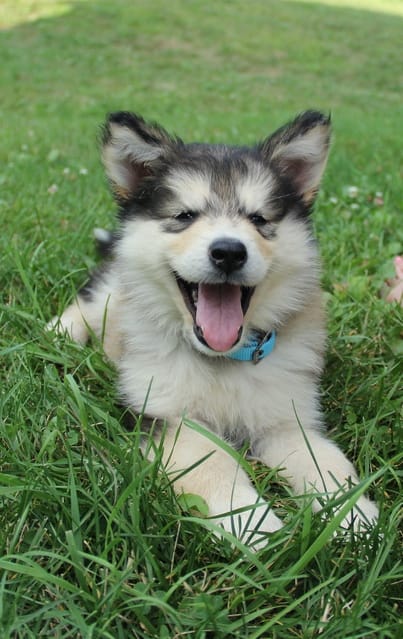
[102,111,331,356]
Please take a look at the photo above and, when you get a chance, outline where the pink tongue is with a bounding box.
[196,283,243,352]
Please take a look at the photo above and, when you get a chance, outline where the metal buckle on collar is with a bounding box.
[227,329,276,363]
[252,331,273,364]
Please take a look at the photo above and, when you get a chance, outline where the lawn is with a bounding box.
[0,0,402,637]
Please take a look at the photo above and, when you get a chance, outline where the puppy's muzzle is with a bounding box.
[209,238,248,275]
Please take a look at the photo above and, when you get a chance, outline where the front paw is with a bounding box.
[340,495,379,533]
[47,305,88,344]
[212,490,283,550]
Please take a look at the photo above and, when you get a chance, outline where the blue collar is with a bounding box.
[227,330,276,364]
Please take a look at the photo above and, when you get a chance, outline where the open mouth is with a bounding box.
[175,275,254,352]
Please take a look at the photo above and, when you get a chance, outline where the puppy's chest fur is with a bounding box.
[116,291,325,445]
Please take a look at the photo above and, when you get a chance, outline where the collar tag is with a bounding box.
[227,330,276,364]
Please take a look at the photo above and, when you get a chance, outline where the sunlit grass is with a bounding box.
[297,0,403,16]
[0,0,72,29]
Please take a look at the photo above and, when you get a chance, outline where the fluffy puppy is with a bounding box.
[50,110,379,547]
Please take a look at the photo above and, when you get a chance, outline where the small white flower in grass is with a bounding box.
[374,194,384,206]
[350,203,359,210]
[62,167,70,175]
[79,167,88,175]
[346,186,359,198]
[329,196,338,204]
[47,149,60,163]
[47,184,58,194]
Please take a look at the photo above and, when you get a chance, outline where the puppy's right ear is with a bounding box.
[102,112,179,202]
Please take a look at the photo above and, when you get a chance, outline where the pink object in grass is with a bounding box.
[394,256,403,278]
[385,256,403,305]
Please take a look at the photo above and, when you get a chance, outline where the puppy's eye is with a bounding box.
[175,210,199,223]
[248,213,267,227]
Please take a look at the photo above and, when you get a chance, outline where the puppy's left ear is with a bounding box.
[260,111,331,207]
[102,112,179,203]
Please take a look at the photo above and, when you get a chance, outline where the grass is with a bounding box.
[0,0,402,637]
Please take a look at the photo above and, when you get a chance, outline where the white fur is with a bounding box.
[235,167,274,213]
[165,169,212,213]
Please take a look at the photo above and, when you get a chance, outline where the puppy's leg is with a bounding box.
[48,297,90,345]
[48,275,121,362]
[158,423,282,548]
[258,427,379,530]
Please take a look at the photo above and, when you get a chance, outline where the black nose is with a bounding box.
[209,238,248,274]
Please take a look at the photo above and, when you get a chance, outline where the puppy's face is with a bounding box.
[102,111,331,355]
[162,159,278,354]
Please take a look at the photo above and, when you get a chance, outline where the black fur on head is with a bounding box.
[101,110,331,221]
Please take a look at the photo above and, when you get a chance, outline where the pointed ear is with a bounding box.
[102,112,178,202]
[260,111,331,207]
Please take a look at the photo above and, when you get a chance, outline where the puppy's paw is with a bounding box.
[212,490,283,550]
[47,305,88,345]
[340,495,379,533]
[226,505,283,551]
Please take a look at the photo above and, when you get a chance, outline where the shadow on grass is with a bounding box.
[1,0,402,132]
[1,0,402,209]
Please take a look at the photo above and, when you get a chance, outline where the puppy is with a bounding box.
[50,110,379,547]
